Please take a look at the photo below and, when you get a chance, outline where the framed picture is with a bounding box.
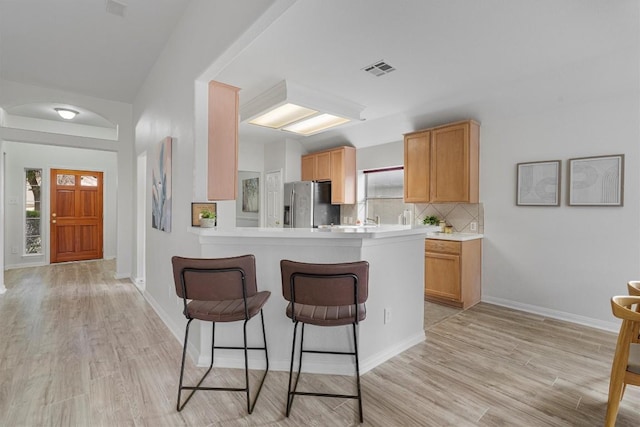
[152,136,172,232]
[568,154,624,206]
[191,202,216,227]
[516,160,561,206]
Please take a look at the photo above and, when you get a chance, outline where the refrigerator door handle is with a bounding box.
[290,189,295,228]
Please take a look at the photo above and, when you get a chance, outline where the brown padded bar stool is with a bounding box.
[172,255,270,413]
[280,259,369,423]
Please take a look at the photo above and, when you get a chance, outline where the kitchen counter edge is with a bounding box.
[426,232,484,242]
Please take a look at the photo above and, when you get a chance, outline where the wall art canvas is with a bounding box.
[152,136,172,232]
[568,154,624,206]
[242,177,259,213]
[516,160,561,206]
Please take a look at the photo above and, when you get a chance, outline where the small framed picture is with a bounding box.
[516,160,561,206]
[568,154,624,206]
[191,202,216,227]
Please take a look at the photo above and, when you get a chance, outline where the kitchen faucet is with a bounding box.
[365,215,380,225]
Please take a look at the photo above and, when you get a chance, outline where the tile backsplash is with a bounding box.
[341,202,484,234]
[414,203,484,233]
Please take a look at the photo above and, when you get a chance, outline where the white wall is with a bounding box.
[0,79,134,278]
[132,0,275,348]
[356,140,403,171]
[480,93,640,328]
[3,142,117,268]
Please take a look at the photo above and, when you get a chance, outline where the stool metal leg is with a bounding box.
[285,322,364,423]
[286,321,300,416]
[177,313,269,413]
[177,318,216,411]
[352,323,363,423]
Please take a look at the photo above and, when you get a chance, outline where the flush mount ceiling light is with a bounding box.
[240,81,364,136]
[54,108,79,120]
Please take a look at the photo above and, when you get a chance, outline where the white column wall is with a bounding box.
[132,0,275,350]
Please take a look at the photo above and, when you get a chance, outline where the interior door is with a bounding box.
[50,169,104,263]
[266,169,282,228]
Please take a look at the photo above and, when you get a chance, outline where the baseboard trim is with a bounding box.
[482,296,619,332]
[4,261,46,270]
[141,290,199,361]
[196,330,426,375]
[114,271,131,280]
[132,277,145,292]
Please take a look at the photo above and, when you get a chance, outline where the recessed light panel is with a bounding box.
[249,103,318,129]
[282,113,350,136]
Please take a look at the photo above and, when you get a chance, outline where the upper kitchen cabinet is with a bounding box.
[404,130,431,202]
[404,120,479,203]
[208,80,240,201]
[301,146,356,204]
[330,147,356,204]
[302,151,331,182]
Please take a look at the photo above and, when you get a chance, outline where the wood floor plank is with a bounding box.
[2,260,640,426]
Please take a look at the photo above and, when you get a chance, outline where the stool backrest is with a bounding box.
[280,260,369,306]
[172,255,257,301]
[628,281,640,297]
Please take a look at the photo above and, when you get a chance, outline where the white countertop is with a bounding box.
[426,232,484,241]
[191,224,440,239]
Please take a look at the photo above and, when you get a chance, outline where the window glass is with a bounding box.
[366,169,404,198]
[364,168,410,225]
[25,169,42,254]
[57,174,75,185]
[81,175,98,186]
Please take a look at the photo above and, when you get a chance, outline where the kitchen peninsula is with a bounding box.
[189,225,437,375]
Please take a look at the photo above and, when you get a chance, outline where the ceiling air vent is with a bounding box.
[362,60,396,77]
[105,0,127,17]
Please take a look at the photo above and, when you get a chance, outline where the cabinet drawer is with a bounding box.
[425,239,461,254]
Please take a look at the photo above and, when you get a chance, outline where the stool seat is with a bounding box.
[186,291,271,322]
[286,302,366,326]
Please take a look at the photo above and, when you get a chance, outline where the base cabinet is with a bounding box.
[425,238,481,309]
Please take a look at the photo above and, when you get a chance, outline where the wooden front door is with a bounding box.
[50,169,104,263]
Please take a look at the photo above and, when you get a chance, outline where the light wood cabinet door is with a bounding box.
[207,80,239,200]
[301,154,314,181]
[315,151,332,181]
[430,121,479,203]
[404,130,431,202]
[425,251,461,301]
[424,238,481,309]
[331,147,356,204]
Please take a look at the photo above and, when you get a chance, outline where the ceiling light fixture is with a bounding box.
[54,108,79,120]
[241,81,364,136]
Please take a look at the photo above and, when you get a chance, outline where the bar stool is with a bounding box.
[280,259,369,423]
[171,255,270,413]
[605,295,640,426]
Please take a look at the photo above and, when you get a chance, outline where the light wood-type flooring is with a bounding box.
[2,260,639,426]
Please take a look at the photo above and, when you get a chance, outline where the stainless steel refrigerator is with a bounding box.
[283,181,340,228]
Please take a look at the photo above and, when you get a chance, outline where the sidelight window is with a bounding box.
[25,168,42,254]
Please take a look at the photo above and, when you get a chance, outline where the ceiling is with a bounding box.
[1,0,637,150]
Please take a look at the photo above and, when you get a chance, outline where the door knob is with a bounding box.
[52,213,57,217]
[52,220,57,224]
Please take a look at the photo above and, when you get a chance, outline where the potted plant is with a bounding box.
[200,209,216,228]
[422,215,440,226]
